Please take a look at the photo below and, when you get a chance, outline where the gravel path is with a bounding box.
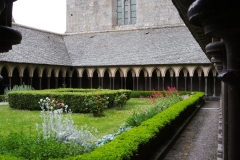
[164,101,220,160]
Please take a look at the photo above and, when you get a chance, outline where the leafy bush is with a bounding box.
[126,87,183,126]
[69,92,205,160]
[37,98,97,152]
[84,95,109,117]
[114,93,128,109]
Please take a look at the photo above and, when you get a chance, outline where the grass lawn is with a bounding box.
[0,98,152,138]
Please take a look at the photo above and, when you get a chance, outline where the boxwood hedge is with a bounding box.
[8,88,131,113]
[66,92,205,160]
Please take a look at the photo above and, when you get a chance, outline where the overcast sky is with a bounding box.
[13,0,66,33]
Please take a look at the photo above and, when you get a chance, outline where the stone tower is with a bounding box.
[66,0,183,33]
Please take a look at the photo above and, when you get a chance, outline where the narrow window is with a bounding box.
[117,0,136,26]
[130,0,136,24]
[124,0,129,25]
[117,0,122,25]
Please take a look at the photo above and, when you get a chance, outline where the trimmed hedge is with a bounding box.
[130,90,192,98]
[8,88,131,113]
[67,92,205,160]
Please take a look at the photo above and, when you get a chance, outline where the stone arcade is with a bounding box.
[0,0,221,96]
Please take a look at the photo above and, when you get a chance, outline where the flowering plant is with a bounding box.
[38,97,68,111]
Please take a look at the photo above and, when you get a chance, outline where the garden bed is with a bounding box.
[66,92,205,160]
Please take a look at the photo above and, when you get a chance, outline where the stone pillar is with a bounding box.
[0,0,22,53]
[157,77,160,91]
[90,77,92,89]
[190,77,193,92]
[206,40,227,159]
[188,1,240,158]
[29,77,32,87]
[69,77,72,88]
[145,77,147,90]
[55,77,58,89]
[121,77,123,89]
[79,77,82,88]
[136,77,139,91]
[109,77,112,89]
[176,77,178,90]
[124,77,127,89]
[112,77,115,89]
[205,77,208,95]
[149,77,151,91]
[62,77,65,87]
[47,77,50,89]
[133,77,135,90]
[39,77,42,90]
[8,77,11,89]
[162,77,165,90]
[101,77,103,88]
[19,77,22,85]
[184,77,187,91]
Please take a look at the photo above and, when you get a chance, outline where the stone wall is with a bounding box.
[66,0,183,33]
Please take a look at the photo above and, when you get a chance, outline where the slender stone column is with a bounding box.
[98,78,100,88]
[184,77,187,91]
[39,77,42,90]
[62,77,65,87]
[112,77,115,89]
[101,77,103,88]
[190,77,193,92]
[157,77,160,91]
[132,77,135,90]
[124,77,127,89]
[188,1,240,158]
[145,77,147,90]
[136,77,139,91]
[69,77,72,88]
[29,77,32,87]
[55,77,58,89]
[176,77,178,90]
[19,77,22,85]
[90,77,92,89]
[149,77,151,91]
[8,77,11,89]
[121,77,123,89]
[205,77,208,95]
[109,77,112,89]
[79,77,82,88]
[162,77,165,90]
[47,77,50,89]
[198,77,201,91]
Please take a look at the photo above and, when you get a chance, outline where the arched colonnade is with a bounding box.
[0,63,221,96]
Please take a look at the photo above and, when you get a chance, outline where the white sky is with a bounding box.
[13,0,66,33]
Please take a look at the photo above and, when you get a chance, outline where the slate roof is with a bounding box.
[0,25,71,66]
[171,0,211,56]
[64,26,210,66]
[0,24,210,66]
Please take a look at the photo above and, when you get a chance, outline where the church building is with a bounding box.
[0,0,220,96]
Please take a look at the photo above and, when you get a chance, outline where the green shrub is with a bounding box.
[8,89,131,114]
[68,92,205,160]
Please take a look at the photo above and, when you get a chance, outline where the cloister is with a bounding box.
[0,63,220,96]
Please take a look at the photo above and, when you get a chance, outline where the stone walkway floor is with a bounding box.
[164,101,220,160]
